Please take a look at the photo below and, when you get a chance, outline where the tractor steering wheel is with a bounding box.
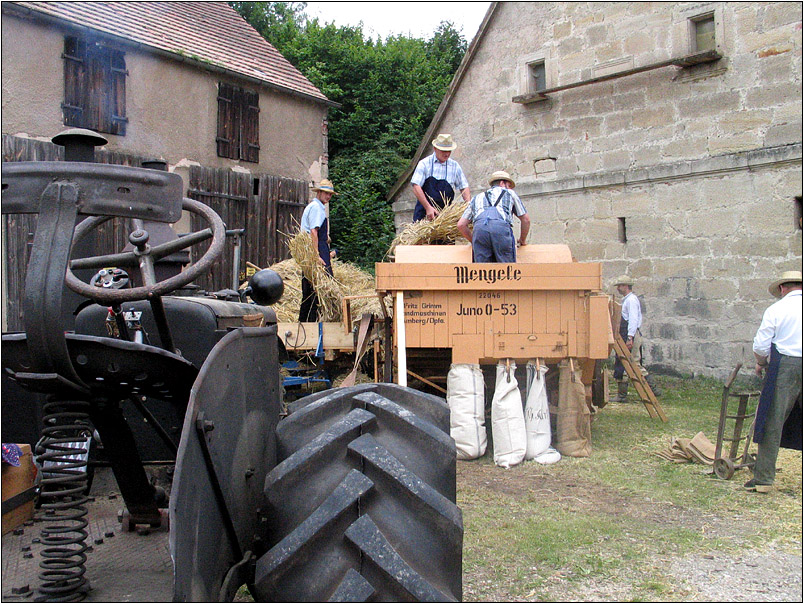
[65,197,226,305]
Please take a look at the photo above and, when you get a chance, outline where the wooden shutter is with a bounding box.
[109,49,128,136]
[62,36,86,127]
[217,82,235,159]
[243,89,260,163]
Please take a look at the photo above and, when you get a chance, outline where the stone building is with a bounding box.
[388,1,802,378]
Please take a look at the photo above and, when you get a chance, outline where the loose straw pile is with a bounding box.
[386,201,469,259]
[250,232,387,324]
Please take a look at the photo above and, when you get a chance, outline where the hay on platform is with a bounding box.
[386,201,469,259]
[248,247,388,324]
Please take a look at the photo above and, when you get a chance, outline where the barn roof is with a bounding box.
[4,1,333,106]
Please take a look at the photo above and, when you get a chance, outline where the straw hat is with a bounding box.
[613,275,634,287]
[432,133,457,151]
[312,179,338,195]
[768,270,802,298]
[488,170,516,188]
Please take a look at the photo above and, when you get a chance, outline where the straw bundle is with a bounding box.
[386,201,469,259]
[287,230,343,320]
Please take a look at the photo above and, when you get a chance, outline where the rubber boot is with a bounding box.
[611,380,628,402]
[645,373,662,397]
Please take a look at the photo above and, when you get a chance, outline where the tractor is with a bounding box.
[1,130,462,602]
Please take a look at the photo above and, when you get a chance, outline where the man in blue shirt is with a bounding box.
[410,133,471,222]
[298,179,336,322]
[457,170,529,262]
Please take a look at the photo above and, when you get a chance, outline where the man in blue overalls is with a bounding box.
[410,133,471,222]
[457,170,530,262]
[298,179,336,322]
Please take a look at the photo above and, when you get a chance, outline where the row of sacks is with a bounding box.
[446,360,592,468]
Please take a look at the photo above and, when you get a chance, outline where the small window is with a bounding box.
[62,36,128,135]
[217,82,260,163]
[618,217,627,243]
[795,196,802,231]
[691,13,716,53]
[529,60,546,93]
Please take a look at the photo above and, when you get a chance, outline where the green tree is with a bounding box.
[231,3,467,270]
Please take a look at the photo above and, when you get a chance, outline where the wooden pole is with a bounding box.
[395,291,407,387]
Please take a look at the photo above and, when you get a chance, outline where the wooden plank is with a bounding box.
[393,244,573,264]
[396,292,407,387]
[277,322,355,352]
[375,262,602,291]
[588,294,611,358]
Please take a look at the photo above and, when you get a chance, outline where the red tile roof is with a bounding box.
[6,1,330,104]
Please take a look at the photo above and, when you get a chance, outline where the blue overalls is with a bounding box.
[472,190,516,263]
[413,159,455,222]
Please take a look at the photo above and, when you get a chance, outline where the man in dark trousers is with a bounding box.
[610,275,661,401]
[747,270,802,493]
[298,179,336,322]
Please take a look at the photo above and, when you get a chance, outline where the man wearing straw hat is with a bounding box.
[410,133,471,222]
[746,270,802,493]
[456,170,530,263]
[298,179,337,322]
[610,274,661,401]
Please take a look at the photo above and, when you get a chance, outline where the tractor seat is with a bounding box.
[2,332,198,403]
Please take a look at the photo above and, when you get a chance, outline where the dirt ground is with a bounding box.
[456,460,803,602]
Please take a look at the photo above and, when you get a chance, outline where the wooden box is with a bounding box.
[2,444,37,534]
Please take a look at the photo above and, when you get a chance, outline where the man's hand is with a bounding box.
[755,363,766,377]
[426,205,438,221]
[626,336,634,351]
[316,256,326,266]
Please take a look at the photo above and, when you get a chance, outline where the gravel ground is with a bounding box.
[667,547,803,602]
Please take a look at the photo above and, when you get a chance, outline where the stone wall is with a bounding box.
[391,2,802,378]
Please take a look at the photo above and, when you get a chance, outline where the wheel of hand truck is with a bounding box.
[713,456,735,480]
[64,197,226,305]
[253,385,462,602]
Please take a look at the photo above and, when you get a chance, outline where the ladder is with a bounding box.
[613,333,668,422]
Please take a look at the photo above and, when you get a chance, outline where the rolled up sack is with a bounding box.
[524,362,552,460]
[446,363,487,460]
[492,360,527,468]
[534,446,561,465]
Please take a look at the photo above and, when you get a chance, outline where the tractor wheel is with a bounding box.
[253,385,463,602]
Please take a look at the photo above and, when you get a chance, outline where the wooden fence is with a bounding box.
[2,134,309,331]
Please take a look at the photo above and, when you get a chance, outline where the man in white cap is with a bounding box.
[410,133,471,221]
[298,179,337,322]
[610,275,661,401]
[457,170,530,262]
[746,270,802,493]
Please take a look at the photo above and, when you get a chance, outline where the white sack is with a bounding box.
[491,361,526,468]
[446,363,487,460]
[534,446,561,465]
[524,362,552,460]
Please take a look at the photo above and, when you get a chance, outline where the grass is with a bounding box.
[459,374,802,601]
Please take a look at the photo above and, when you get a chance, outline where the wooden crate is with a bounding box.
[2,444,37,534]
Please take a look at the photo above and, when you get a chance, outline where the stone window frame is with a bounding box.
[518,48,554,101]
[680,4,725,56]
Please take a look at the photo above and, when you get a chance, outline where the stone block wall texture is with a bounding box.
[392,2,802,378]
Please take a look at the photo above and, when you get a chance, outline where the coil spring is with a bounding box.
[34,397,92,602]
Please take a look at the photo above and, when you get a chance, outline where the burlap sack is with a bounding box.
[555,359,592,457]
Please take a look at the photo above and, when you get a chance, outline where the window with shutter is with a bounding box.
[62,36,128,135]
[217,82,259,163]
